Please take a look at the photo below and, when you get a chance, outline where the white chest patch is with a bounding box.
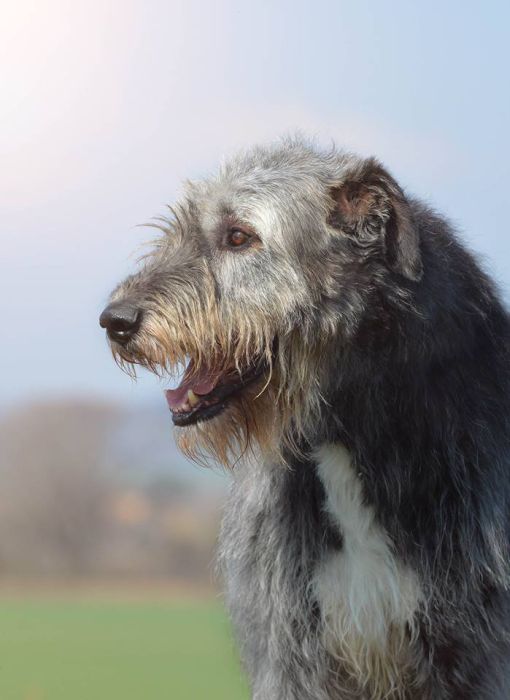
[314,444,422,694]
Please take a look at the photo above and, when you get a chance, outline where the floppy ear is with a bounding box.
[328,158,423,282]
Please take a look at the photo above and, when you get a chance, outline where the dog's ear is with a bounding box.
[328,159,423,282]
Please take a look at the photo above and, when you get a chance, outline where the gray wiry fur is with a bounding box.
[102,138,510,698]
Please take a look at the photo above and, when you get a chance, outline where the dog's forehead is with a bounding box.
[183,142,353,238]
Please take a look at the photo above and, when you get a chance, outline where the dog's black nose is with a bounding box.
[99,302,142,344]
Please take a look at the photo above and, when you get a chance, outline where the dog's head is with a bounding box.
[100,139,422,464]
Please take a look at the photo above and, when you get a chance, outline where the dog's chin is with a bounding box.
[170,400,227,427]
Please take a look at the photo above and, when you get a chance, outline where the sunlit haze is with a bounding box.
[2,0,509,405]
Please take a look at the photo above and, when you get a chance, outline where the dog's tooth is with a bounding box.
[187,389,200,407]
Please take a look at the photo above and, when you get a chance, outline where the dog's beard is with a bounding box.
[173,344,327,467]
[175,379,282,466]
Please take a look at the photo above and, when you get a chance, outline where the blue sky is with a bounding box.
[1,0,509,406]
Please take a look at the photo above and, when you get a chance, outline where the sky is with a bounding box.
[1,0,509,407]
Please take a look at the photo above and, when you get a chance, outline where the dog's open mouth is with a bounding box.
[165,359,265,427]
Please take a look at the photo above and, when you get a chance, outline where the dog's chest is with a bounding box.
[314,444,422,694]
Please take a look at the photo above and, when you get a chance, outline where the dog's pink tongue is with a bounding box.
[165,366,220,412]
[165,385,189,411]
[192,377,218,395]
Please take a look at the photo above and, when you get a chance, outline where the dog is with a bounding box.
[100,138,510,698]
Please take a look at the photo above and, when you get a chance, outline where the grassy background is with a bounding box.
[0,593,249,700]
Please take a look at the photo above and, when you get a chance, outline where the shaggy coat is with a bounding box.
[101,140,510,699]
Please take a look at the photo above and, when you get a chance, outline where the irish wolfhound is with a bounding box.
[100,138,510,698]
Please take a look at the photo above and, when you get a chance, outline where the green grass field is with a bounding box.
[0,594,249,700]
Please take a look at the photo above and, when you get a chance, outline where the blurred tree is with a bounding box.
[0,399,224,582]
[0,400,119,575]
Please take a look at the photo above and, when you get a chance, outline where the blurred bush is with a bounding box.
[0,399,226,582]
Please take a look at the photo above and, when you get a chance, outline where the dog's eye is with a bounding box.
[225,227,251,248]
